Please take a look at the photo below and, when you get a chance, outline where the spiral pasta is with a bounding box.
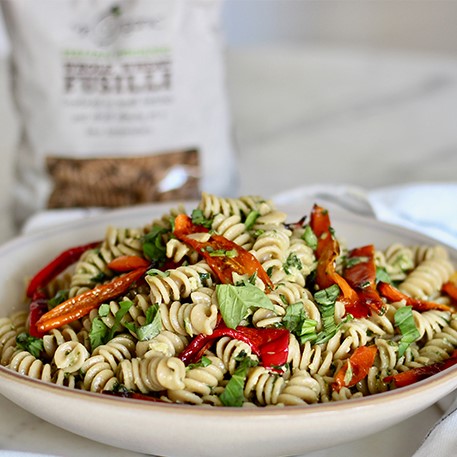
[2,193,457,409]
[398,258,454,300]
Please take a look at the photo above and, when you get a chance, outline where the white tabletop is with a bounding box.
[1,44,457,456]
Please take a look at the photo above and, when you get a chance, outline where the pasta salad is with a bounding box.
[1,193,457,407]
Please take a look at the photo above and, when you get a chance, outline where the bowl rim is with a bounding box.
[1,200,457,419]
[1,358,457,418]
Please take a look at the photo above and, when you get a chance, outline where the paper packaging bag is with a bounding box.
[2,0,237,226]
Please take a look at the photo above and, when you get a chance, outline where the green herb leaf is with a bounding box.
[219,355,258,406]
[191,209,213,229]
[107,300,133,341]
[314,284,347,344]
[314,284,340,306]
[187,356,212,370]
[244,211,260,230]
[136,304,162,341]
[282,302,319,344]
[302,225,318,250]
[376,266,393,284]
[142,225,168,264]
[345,256,370,268]
[395,306,420,357]
[16,332,43,358]
[90,300,133,349]
[283,252,303,275]
[98,303,110,317]
[48,290,69,308]
[147,268,170,277]
[299,319,319,344]
[89,317,108,350]
[282,302,305,333]
[205,247,238,258]
[216,283,275,329]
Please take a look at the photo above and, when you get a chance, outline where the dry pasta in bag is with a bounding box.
[2,0,236,225]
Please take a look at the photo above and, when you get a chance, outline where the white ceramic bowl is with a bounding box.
[1,201,456,457]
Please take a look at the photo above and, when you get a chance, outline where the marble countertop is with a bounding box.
[1,44,457,456]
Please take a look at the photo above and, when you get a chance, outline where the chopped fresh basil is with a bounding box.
[89,300,134,349]
[137,304,162,341]
[299,319,320,343]
[314,284,350,344]
[48,289,69,308]
[142,225,168,264]
[16,332,43,358]
[89,317,108,350]
[392,253,414,272]
[244,211,260,230]
[282,302,319,344]
[91,272,108,284]
[147,268,170,277]
[98,303,110,317]
[205,246,238,258]
[191,209,213,229]
[234,273,258,287]
[219,354,258,407]
[282,302,305,333]
[283,252,303,275]
[376,266,393,284]
[314,284,340,307]
[216,283,275,329]
[199,272,211,285]
[302,225,318,250]
[345,256,369,269]
[395,306,420,357]
[187,356,212,370]
[108,300,133,340]
[124,303,162,341]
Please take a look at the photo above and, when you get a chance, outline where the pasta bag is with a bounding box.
[1,0,237,226]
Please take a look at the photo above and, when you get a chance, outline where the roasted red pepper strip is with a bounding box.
[310,205,358,304]
[107,255,150,272]
[343,245,385,317]
[378,281,452,312]
[384,349,457,388]
[26,240,102,298]
[174,214,273,289]
[179,321,290,369]
[36,266,148,333]
[27,297,49,338]
[332,345,378,392]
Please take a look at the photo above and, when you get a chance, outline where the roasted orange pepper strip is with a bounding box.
[378,281,452,312]
[310,204,358,304]
[442,281,457,302]
[384,349,457,388]
[36,266,148,333]
[332,345,378,392]
[107,255,150,272]
[174,214,273,289]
